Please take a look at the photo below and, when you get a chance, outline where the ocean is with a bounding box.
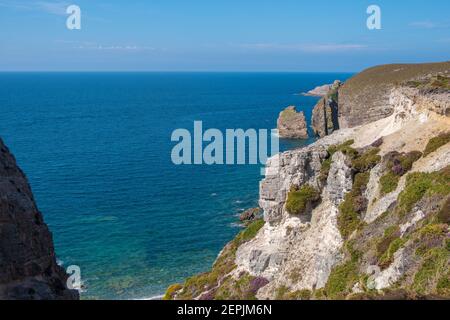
[0,72,352,299]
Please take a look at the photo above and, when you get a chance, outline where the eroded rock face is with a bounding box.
[277,106,308,139]
[259,145,328,224]
[237,145,353,298]
[312,80,341,137]
[239,207,261,225]
[0,138,79,300]
[324,152,353,206]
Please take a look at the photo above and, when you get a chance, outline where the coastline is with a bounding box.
[164,63,450,301]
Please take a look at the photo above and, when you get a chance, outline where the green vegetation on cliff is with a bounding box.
[320,140,356,181]
[396,166,450,217]
[275,286,312,300]
[423,132,450,157]
[405,74,450,92]
[338,172,369,239]
[379,151,422,195]
[324,165,450,300]
[286,185,320,215]
[336,146,381,239]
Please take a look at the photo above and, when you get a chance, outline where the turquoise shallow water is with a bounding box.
[0,72,352,299]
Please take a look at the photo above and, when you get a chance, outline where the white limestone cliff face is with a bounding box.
[236,146,355,298]
[233,85,450,299]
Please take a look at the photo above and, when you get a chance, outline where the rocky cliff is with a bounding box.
[311,80,342,137]
[338,61,450,128]
[166,66,450,300]
[0,138,79,300]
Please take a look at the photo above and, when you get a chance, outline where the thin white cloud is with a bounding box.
[235,43,368,53]
[36,1,69,16]
[300,44,368,53]
[409,21,450,29]
[58,40,157,52]
[81,45,156,51]
[409,21,437,29]
[0,0,69,15]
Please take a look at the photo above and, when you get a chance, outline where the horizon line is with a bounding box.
[0,70,358,73]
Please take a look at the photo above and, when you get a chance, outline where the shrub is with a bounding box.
[325,260,359,299]
[275,287,312,300]
[320,140,356,181]
[380,172,400,195]
[275,286,289,300]
[415,223,448,257]
[384,151,422,173]
[436,272,450,296]
[338,143,359,159]
[214,272,259,300]
[419,223,448,237]
[379,151,423,196]
[396,166,450,216]
[399,151,422,171]
[378,238,406,269]
[286,289,312,300]
[248,277,269,295]
[286,185,320,215]
[423,132,450,157]
[352,195,368,213]
[412,248,448,295]
[235,219,265,243]
[319,157,333,182]
[327,140,357,158]
[338,173,370,239]
[314,288,326,300]
[437,197,450,224]
[352,148,381,172]
[376,226,400,260]
[346,240,362,263]
[379,151,422,195]
[163,283,183,300]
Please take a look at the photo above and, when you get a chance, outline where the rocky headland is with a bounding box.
[303,83,337,97]
[166,62,450,300]
[0,138,79,300]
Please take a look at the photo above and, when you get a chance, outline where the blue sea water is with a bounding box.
[0,72,352,299]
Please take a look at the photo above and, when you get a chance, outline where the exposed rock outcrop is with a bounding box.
[277,106,308,139]
[303,83,336,97]
[0,138,79,300]
[311,80,342,137]
[239,207,262,225]
[259,145,328,224]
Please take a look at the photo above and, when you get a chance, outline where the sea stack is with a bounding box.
[277,106,308,139]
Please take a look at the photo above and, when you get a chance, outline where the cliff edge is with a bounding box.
[338,61,450,128]
[0,138,79,300]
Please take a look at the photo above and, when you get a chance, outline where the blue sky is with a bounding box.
[0,0,449,71]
